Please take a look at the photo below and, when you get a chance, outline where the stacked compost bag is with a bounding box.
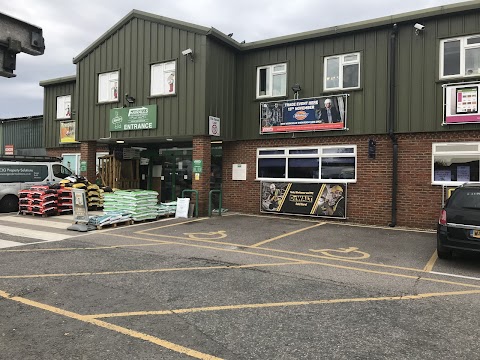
[18,185,58,216]
[57,187,73,214]
[59,175,107,210]
[157,201,177,216]
[103,190,159,222]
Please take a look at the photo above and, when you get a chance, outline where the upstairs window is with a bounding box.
[441,35,480,79]
[56,95,71,119]
[256,63,287,98]
[151,61,176,96]
[324,53,360,90]
[98,71,119,103]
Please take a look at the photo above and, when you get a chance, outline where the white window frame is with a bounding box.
[62,153,81,174]
[151,60,176,96]
[98,71,119,103]
[256,63,287,99]
[256,145,357,183]
[324,52,360,91]
[56,95,71,120]
[432,142,480,186]
[440,34,480,79]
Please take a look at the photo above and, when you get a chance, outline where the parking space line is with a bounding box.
[250,222,326,248]
[136,218,208,233]
[423,251,438,272]
[0,289,223,360]
[0,242,174,253]
[86,289,480,319]
[103,233,480,290]
[0,262,306,279]
[136,230,427,273]
[430,271,480,281]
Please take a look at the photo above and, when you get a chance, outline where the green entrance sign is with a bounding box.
[109,105,157,132]
[193,159,203,173]
[80,160,87,172]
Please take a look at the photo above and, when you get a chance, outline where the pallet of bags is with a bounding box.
[57,187,73,214]
[18,185,58,216]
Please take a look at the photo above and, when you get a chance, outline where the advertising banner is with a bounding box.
[443,82,480,124]
[260,181,347,219]
[109,105,157,132]
[60,121,76,143]
[260,95,347,134]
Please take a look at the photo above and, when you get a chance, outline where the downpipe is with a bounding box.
[388,24,398,227]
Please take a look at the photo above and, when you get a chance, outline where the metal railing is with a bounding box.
[208,189,222,217]
[181,189,198,218]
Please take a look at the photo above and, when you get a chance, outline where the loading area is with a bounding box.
[1,214,479,359]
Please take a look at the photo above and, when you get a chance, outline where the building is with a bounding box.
[0,115,45,156]
[41,1,480,228]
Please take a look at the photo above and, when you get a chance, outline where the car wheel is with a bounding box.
[0,195,19,213]
[437,248,452,260]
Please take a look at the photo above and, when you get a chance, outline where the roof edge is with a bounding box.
[241,0,480,50]
[73,9,211,64]
[39,75,76,87]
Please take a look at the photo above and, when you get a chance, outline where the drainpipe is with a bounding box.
[388,24,398,227]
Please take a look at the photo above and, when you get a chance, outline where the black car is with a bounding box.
[437,183,480,259]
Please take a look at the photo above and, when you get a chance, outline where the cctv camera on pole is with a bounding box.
[0,12,45,78]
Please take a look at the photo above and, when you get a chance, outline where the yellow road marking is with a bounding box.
[0,262,306,280]
[86,289,480,319]
[0,242,173,253]
[309,247,370,260]
[0,290,222,360]
[251,222,325,248]
[137,217,208,234]
[102,233,480,290]
[423,251,439,272]
[137,230,426,273]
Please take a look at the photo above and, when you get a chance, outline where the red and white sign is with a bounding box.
[4,144,14,155]
[209,116,220,137]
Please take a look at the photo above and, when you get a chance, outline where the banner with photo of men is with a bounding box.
[260,182,347,219]
[260,94,347,134]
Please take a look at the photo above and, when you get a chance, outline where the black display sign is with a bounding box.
[260,182,346,218]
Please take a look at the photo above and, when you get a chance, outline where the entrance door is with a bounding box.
[161,150,192,202]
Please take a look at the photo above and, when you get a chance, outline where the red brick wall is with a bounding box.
[192,136,211,216]
[222,131,480,229]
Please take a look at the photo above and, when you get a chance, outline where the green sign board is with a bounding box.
[80,160,87,172]
[193,159,203,173]
[109,105,157,132]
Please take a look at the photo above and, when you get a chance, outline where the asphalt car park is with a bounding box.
[0,213,479,359]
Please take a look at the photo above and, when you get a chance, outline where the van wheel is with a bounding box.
[0,195,19,213]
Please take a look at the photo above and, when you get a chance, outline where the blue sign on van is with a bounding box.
[0,165,48,183]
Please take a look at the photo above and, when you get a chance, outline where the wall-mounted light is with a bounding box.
[181,48,194,62]
[125,93,135,106]
[414,23,425,36]
[116,140,125,144]
[292,84,301,99]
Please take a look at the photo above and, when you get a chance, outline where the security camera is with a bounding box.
[181,48,193,56]
[414,23,425,31]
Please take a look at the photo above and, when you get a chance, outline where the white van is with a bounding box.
[0,158,73,212]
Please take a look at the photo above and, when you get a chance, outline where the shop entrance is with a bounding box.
[160,149,192,202]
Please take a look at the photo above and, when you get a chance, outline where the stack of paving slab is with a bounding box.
[87,211,131,227]
[103,190,159,221]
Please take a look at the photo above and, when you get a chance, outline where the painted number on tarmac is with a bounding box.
[309,247,370,260]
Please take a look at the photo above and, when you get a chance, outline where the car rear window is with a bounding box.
[448,188,480,209]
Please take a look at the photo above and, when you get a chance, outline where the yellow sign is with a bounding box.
[60,120,76,143]
[195,173,200,181]
[309,247,370,260]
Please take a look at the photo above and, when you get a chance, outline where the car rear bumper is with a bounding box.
[437,225,480,253]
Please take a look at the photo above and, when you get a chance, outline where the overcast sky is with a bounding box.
[0,0,469,118]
